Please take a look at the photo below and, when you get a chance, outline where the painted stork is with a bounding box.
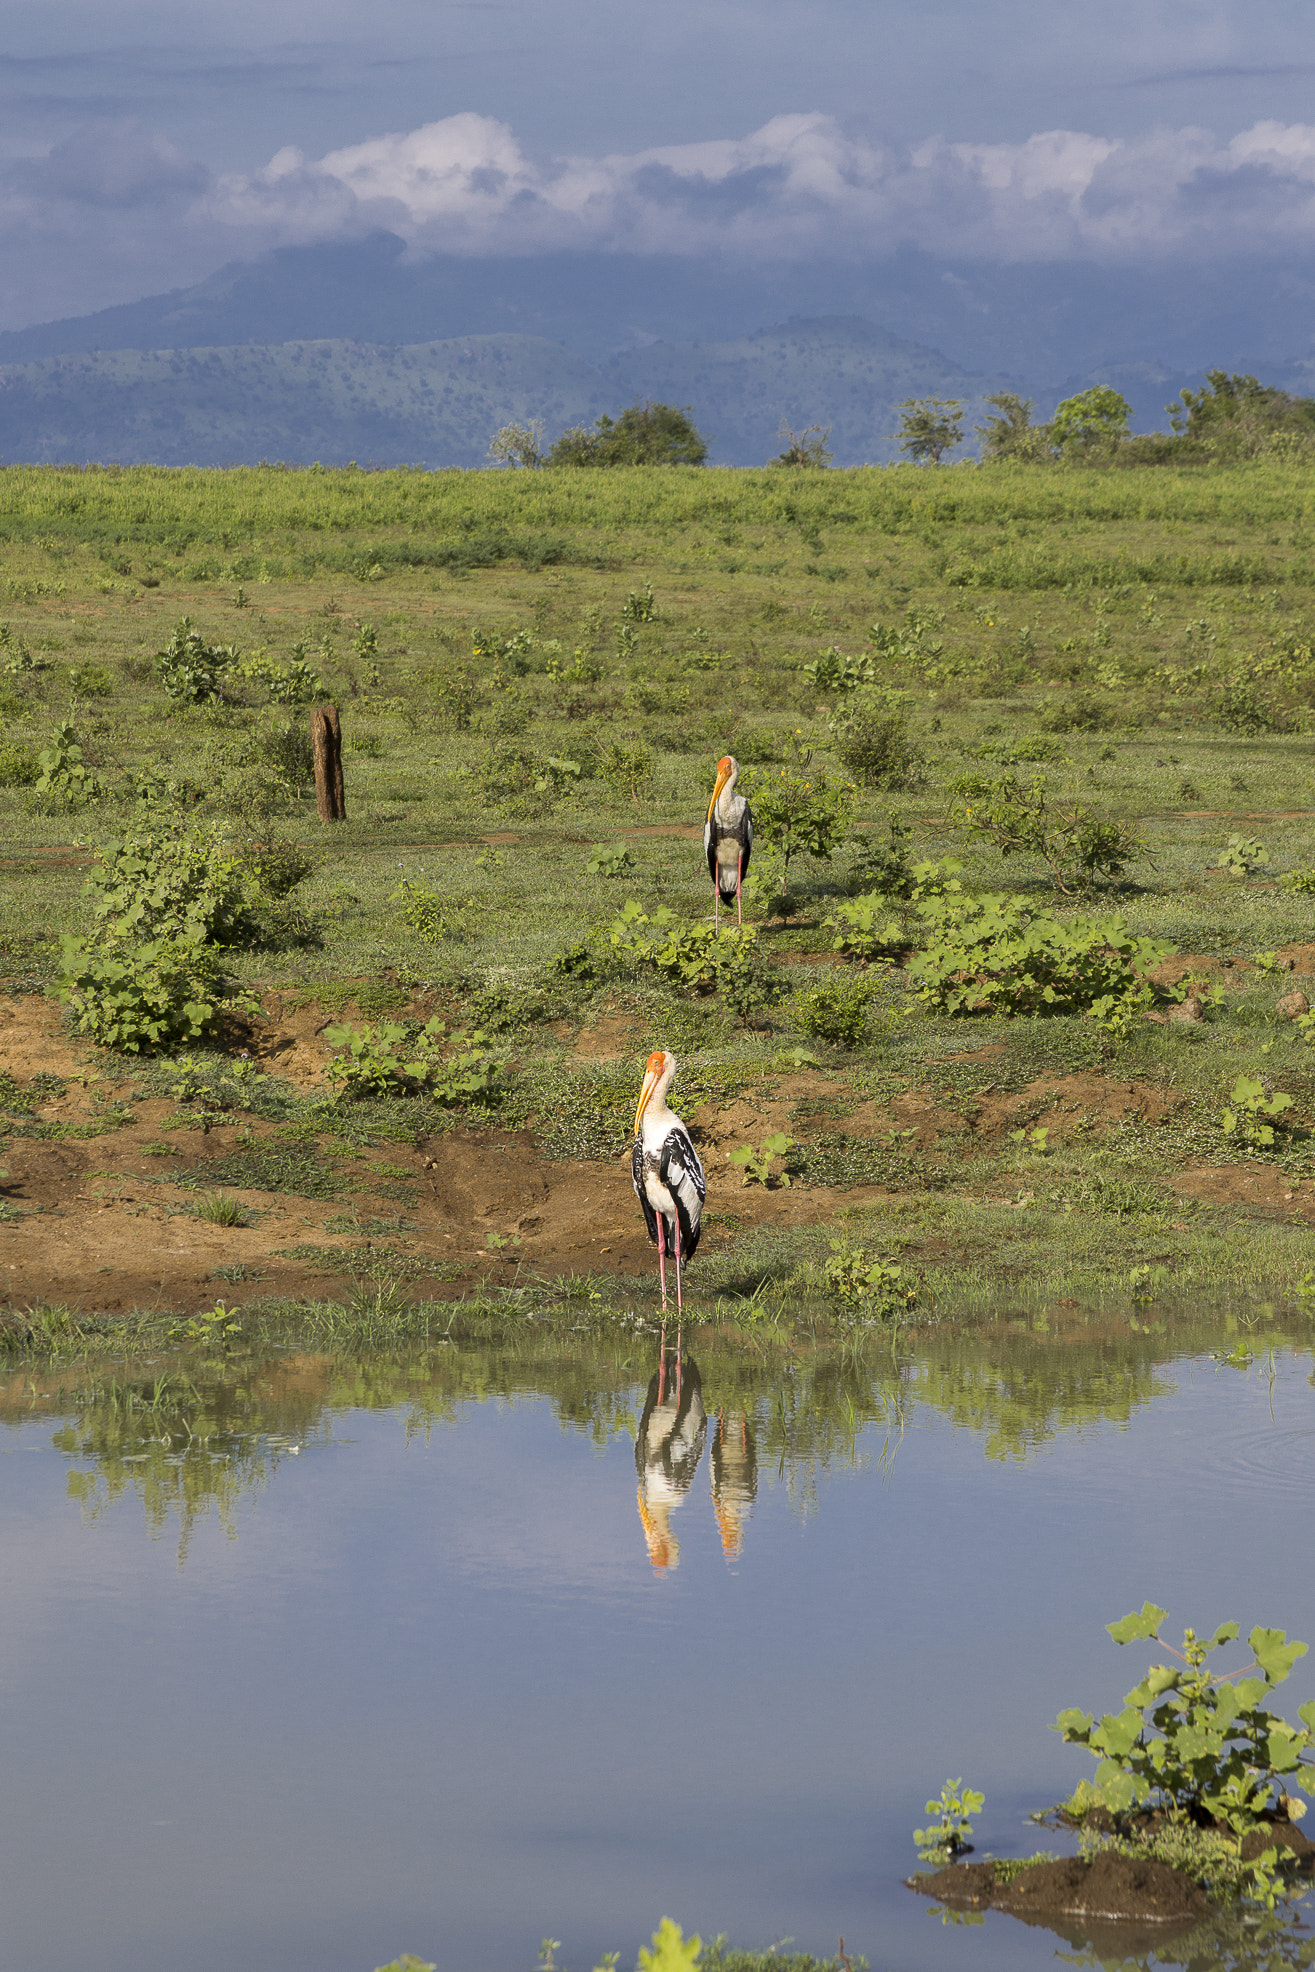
[635,1345,706,1571]
[632,1049,705,1315]
[705,754,753,929]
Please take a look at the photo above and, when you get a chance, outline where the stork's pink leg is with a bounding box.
[656,1213,668,1310]
[673,1211,683,1316]
[736,851,744,926]
[712,878,720,933]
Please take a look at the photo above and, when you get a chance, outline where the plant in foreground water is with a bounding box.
[1054,1602,1315,1839]
[914,1779,984,1864]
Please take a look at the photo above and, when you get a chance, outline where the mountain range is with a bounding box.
[2,233,1314,467]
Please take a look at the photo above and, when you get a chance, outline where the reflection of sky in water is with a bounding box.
[0,1347,1312,1972]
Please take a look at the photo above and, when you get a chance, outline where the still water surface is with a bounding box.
[0,1314,1312,1972]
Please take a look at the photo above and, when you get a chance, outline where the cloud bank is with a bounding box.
[5,107,1315,333]
[196,110,1315,263]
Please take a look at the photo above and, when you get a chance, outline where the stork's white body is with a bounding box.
[704,755,753,930]
[632,1051,706,1312]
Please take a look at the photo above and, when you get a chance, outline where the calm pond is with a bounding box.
[1,1308,1313,1972]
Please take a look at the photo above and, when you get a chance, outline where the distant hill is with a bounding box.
[0,317,1008,468]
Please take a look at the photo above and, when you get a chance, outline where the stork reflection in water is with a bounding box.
[710,1407,758,1560]
[634,1343,706,1572]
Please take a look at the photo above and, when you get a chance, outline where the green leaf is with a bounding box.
[1108,1603,1166,1645]
[1250,1626,1308,1685]
[1092,1707,1144,1759]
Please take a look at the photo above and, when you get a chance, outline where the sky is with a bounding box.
[4,0,1315,333]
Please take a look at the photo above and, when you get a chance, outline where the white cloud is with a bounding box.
[193,108,1315,263]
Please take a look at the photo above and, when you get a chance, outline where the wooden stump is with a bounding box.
[311,704,346,821]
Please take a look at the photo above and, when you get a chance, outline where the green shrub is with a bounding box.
[33,721,105,807]
[606,899,769,1014]
[914,1779,984,1864]
[743,762,853,894]
[832,703,925,789]
[57,934,234,1053]
[153,618,236,702]
[907,891,1173,1019]
[827,858,964,962]
[823,1240,917,1314]
[794,976,879,1047]
[323,1017,506,1103]
[1214,833,1270,876]
[0,741,39,787]
[237,650,323,704]
[1055,1602,1315,1840]
[68,661,114,698]
[1221,1074,1294,1150]
[85,825,258,946]
[1278,866,1315,894]
[950,770,1141,892]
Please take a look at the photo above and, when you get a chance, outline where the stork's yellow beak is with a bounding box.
[634,1050,665,1135]
[707,755,733,823]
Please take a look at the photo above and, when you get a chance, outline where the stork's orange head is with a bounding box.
[707,753,736,821]
[635,1049,673,1135]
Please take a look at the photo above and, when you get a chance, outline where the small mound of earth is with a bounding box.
[910,1851,1208,1935]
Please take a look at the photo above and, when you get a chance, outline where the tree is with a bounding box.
[896,398,963,465]
[488,420,544,468]
[975,392,1049,462]
[1167,370,1315,448]
[546,401,708,467]
[771,421,833,468]
[1049,387,1131,453]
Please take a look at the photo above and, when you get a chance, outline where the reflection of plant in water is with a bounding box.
[51,1373,321,1560]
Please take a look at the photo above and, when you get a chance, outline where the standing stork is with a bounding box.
[632,1049,705,1317]
[705,754,753,929]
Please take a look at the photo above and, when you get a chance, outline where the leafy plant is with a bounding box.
[914,1779,984,1864]
[794,976,879,1047]
[907,891,1172,1020]
[621,583,658,621]
[57,934,240,1054]
[1054,1603,1315,1845]
[638,1920,702,1972]
[237,649,323,704]
[0,740,39,787]
[897,397,963,464]
[587,841,636,877]
[33,722,105,806]
[68,660,114,697]
[488,419,544,468]
[606,901,770,1015]
[1215,834,1271,877]
[743,763,853,894]
[729,1133,797,1188]
[802,646,874,696]
[391,875,468,945]
[1278,866,1315,894]
[951,770,1141,892]
[1221,1074,1294,1149]
[168,1301,244,1348]
[832,703,925,790]
[323,1017,506,1104]
[823,1241,916,1314]
[153,617,236,702]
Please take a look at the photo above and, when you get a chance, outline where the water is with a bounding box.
[0,1313,1312,1972]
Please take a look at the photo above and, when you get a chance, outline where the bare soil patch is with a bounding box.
[909,1850,1207,1952]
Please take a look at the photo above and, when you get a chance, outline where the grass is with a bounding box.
[9,456,1315,1329]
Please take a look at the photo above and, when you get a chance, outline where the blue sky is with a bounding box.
[3,0,1315,331]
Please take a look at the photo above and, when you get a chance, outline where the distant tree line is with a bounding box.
[488,370,1315,470]
[903,372,1315,467]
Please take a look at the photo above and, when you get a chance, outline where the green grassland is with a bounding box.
[6,455,1315,1335]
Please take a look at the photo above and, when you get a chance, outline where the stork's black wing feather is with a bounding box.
[658,1124,706,1265]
